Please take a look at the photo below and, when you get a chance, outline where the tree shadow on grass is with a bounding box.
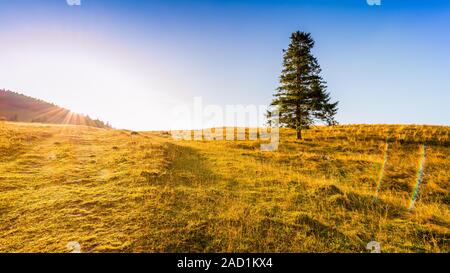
[295,215,359,249]
[333,191,407,219]
[141,143,217,186]
[134,143,220,252]
[248,215,362,252]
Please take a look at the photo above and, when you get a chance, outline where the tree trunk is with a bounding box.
[296,129,302,140]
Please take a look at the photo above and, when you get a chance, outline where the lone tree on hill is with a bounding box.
[270,31,338,140]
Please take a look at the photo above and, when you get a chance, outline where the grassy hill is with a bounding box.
[0,122,448,252]
[0,89,110,128]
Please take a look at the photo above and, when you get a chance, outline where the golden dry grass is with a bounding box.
[0,122,448,252]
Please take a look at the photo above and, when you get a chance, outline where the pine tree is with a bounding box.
[270,31,338,139]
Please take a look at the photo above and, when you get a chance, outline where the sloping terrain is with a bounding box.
[0,90,110,128]
[0,122,448,252]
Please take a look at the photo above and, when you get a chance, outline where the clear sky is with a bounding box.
[0,0,449,130]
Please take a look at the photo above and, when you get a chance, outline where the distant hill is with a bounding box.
[0,89,111,128]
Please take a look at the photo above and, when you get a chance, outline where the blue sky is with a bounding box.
[0,0,449,130]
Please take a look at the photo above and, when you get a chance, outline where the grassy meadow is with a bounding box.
[0,121,448,252]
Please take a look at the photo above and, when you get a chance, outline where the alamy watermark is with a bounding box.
[367,0,381,6]
[66,0,81,6]
[170,97,279,151]
[66,241,81,253]
[366,241,381,253]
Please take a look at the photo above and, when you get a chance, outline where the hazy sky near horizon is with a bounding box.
[0,0,449,130]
